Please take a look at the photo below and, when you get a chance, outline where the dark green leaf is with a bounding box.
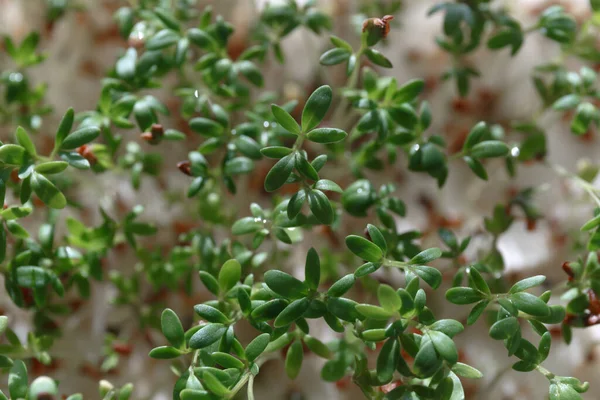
[301,85,332,132]
[409,248,442,264]
[260,146,293,159]
[245,333,270,363]
[285,340,303,379]
[264,154,294,192]
[271,105,301,135]
[274,298,310,327]
[308,190,334,225]
[470,141,509,158]
[306,127,347,144]
[31,172,66,209]
[364,48,393,68]
[510,292,551,317]
[264,270,308,299]
[377,338,399,383]
[345,235,383,263]
[60,126,100,150]
[161,308,185,348]
[489,317,519,340]
[446,287,485,305]
[189,323,227,349]
[319,48,351,66]
[194,304,230,324]
[305,248,320,290]
[218,259,241,293]
[509,275,546,293]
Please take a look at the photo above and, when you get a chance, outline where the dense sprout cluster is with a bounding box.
[1,0,600,399]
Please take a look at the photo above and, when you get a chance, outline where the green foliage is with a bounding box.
[0,1,597,399]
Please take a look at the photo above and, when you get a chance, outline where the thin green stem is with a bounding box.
[549,163,600,207]
[247,375,255,400]
[536,365,555,380]
[330,42,366,129]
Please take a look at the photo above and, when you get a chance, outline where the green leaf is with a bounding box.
[429,319,464,338]
[446,287,485,305]
[470,141,509,158]
[377,338,399,383]
[285,340,304,379]
[509,275,546,293]
[468,268,490,295]
[189,118,224,137]
[330,35,353,51]
[464,156,488,180]
[364,48,393,68]
[31,172,66,209]
[203,372,230,397]
[327,274,355,297]
[295,154,319,181]
[409,248,442,264]
[394,79,425,103]
[355,304,394,320]
[199,271,219,296]
[245,333,271,362]
[428,330,458,364]
[304,335,331,359]
[510,292,551,317]
[224,157,254,175]
[345,235,383,263]
[304,248,320,290]
[189,323,227,349]
[287,189,306,219]
[0,316,7,335]
[413,339,441,377]
[467,300,489,325]
[8,360,28,399]
[451,362,483,379]
[264,270,308,299]
[232,217,263,235]
[319,48,351,65]
[147,29,179,50]
[194,304,230,324]
[34,161,69,175]
[307,190,334,225]
[314,179,342,193]
[581,215,600,231]
[212,352,244,369]
[251,299,288,321]
[271,105,301,135]
[552,94,581,111]
[377,284,401,312]
[306,127,347,144]
[218,259,241,293]
[264,154,294,192]
[161,308,185,348]
[411,265,442,289]
[549,382,583,400]
[0,144,26,165]
[489,317,519,340]
[260,146,293,159]
[367,224,387,254]
[60,126,100,150]
[55,108,74,149]
[60,152,90,170]
[149,346,183,359]
[16,127,36,157]
[301,85,332,132]
[238,60,263,87]
[327,297,361,322]
[274,298,311,327]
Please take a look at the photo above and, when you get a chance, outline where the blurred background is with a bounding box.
[1,0,600,398]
